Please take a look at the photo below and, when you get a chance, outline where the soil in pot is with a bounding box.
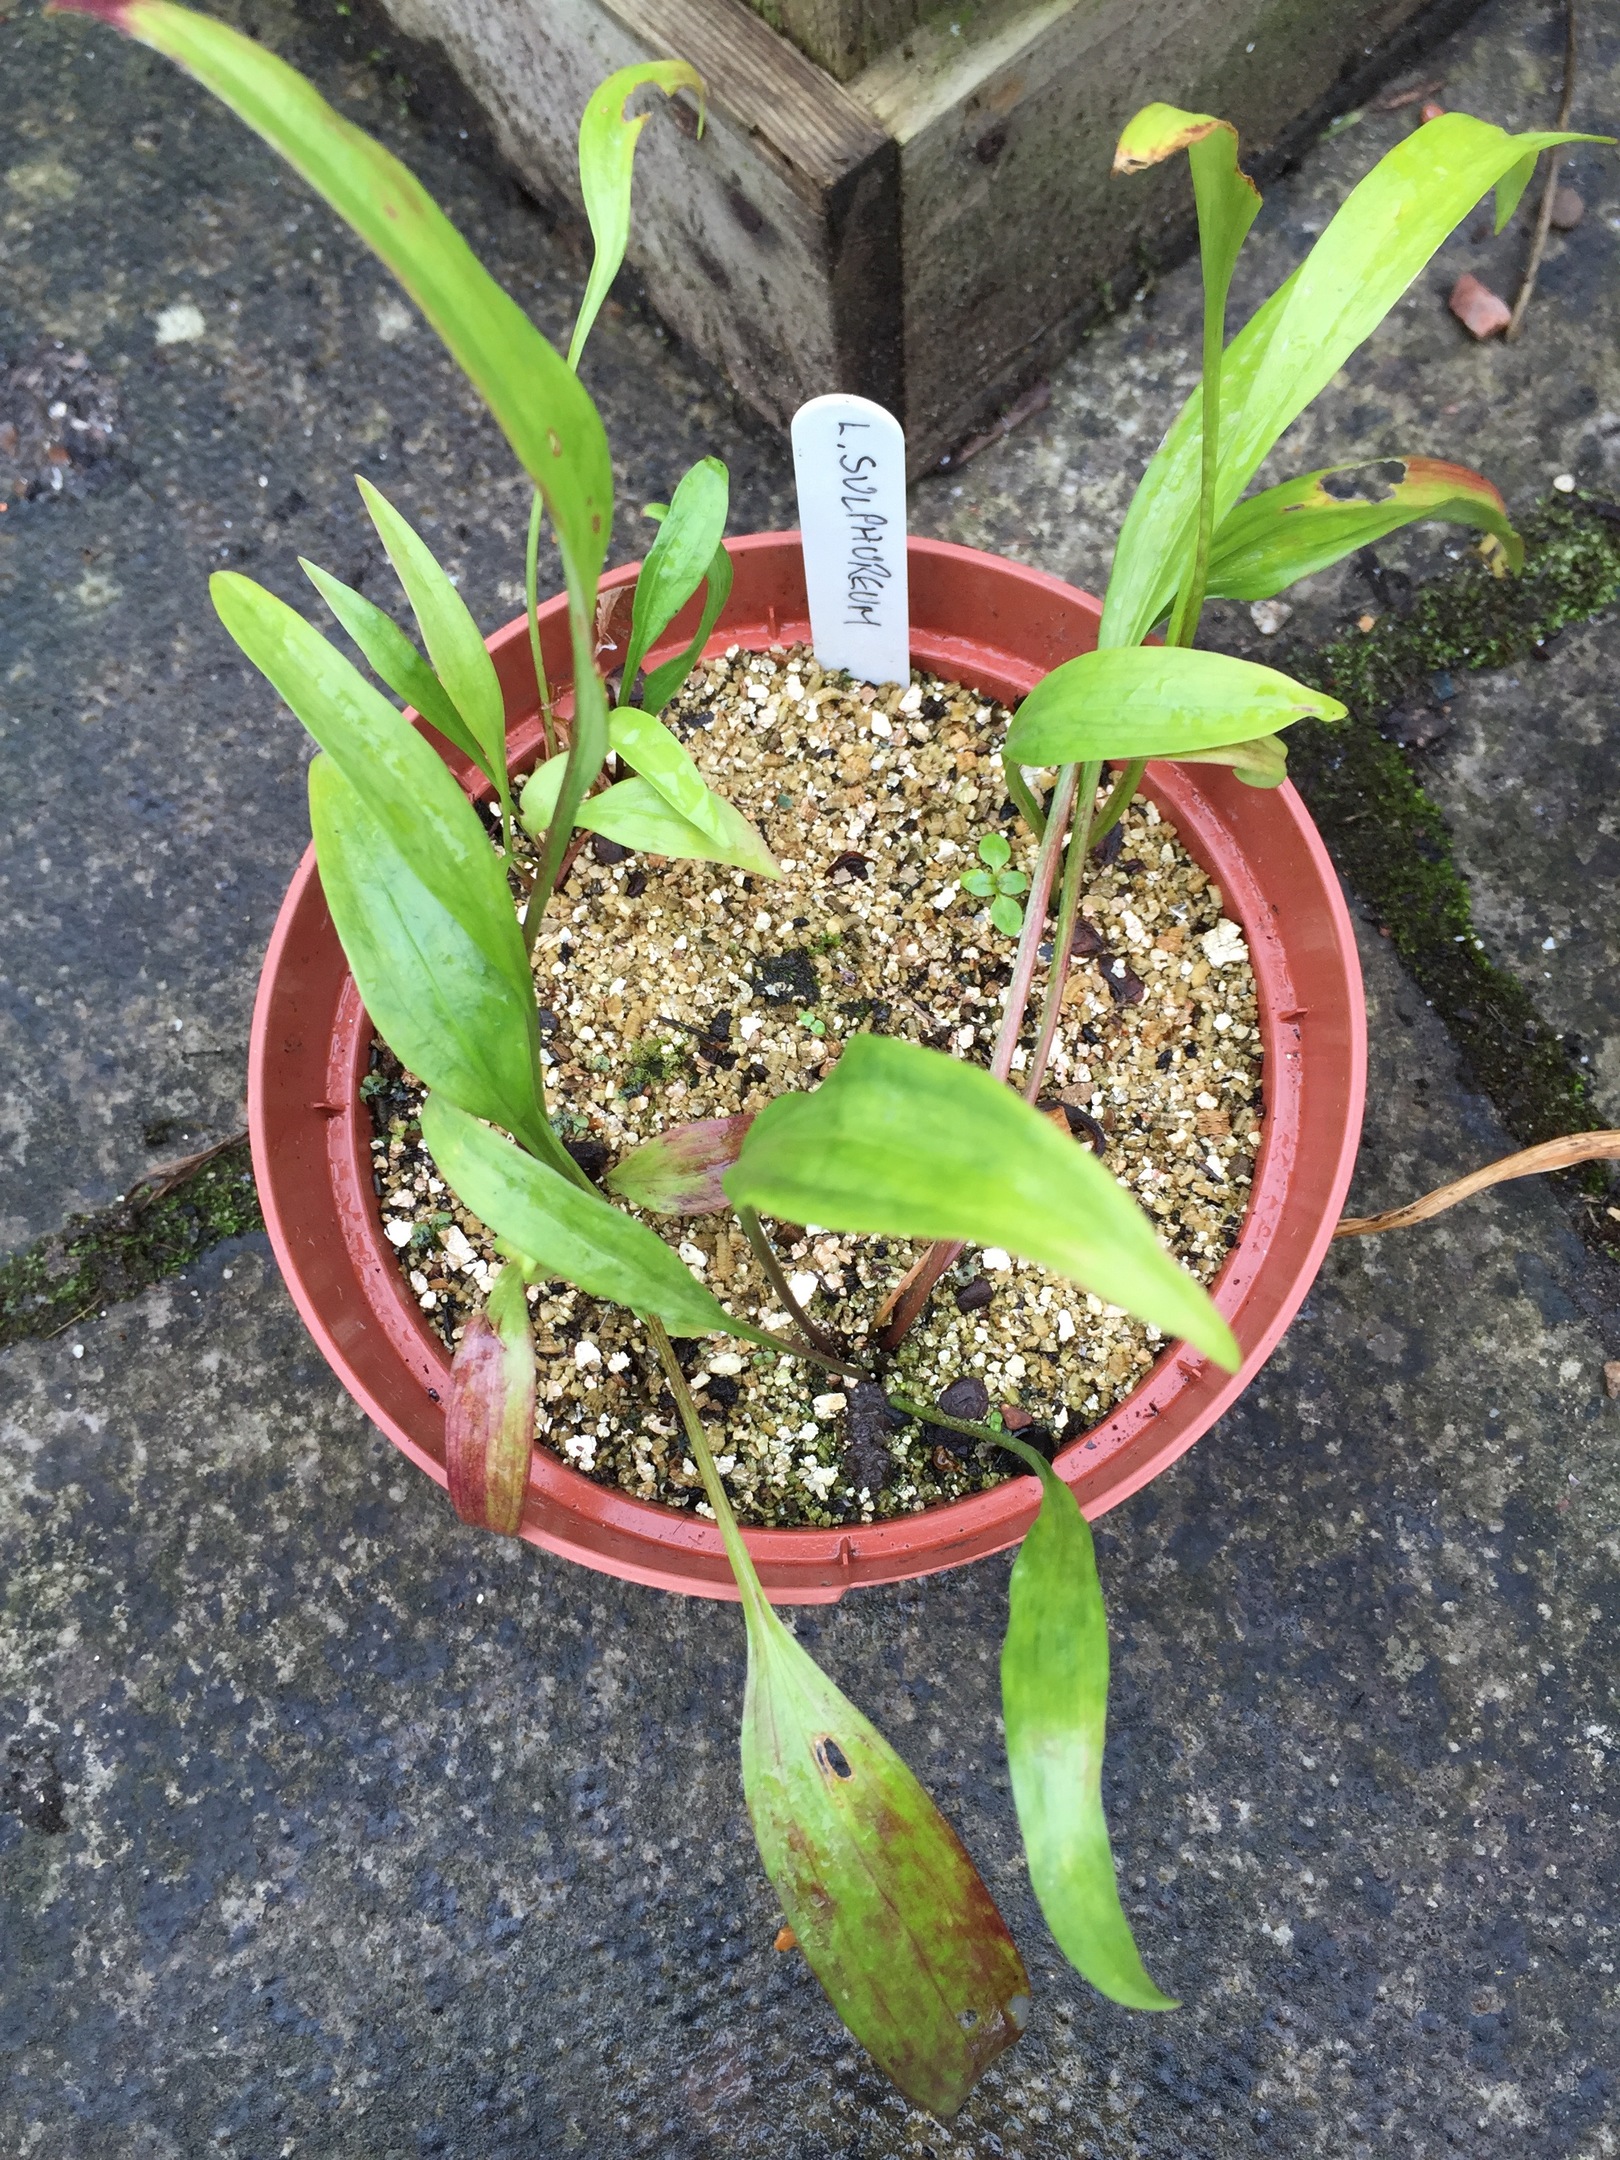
[368,644,1264,1528]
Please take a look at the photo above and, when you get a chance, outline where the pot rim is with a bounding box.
[250,532,1366,1600]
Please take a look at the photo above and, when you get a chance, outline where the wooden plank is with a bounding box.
[858,0,1482,465]
[739,0,928,81]
[380,0,901,425]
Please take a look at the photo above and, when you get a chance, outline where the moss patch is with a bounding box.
[1284,495,1620,1244]
[0,1142,263,1351]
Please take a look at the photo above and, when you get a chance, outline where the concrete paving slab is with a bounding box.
[0,0,794,1249]
[1420,612,1620,1125]
[4,920,1618,2157]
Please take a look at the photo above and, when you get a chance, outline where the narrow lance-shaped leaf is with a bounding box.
[650,1326,1031,2118]
[356,476,510,800]
[519,758,777,876]
[299,556,487,775]
[998,1434,1177,2012]
[211,572,535,1004]
[1004,645,1344,769]
[308,758,557,1164]
[443,1262,536,1535]
[420,1094,773,1344]
[1114,105,1260,642]
[726,1034,1241,1369]
[1202,456,1524,602]
[570,61,705,369]
[1101,113,1605,650]
[640,538,735,716]
[606,1114,754,1214]
[620,457,730,693]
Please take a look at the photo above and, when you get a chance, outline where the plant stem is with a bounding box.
[1000,755,1047,841]
[1165,215,1227,651]
[1088,757,1147,854]
[880,764,1080,1350]
[647,1317,773,1625]
[737,1206,856,1366]
[525,490,555,759]
[1022,758,1103,1103]
[886,1395,1047,1473]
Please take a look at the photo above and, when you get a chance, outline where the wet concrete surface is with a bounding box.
[3,922,1618,2158]
[5,0,1620,2149]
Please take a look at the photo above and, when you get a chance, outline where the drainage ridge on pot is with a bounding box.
[248,534,1367,1602]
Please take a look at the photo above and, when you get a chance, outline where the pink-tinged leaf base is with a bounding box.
[443,1270,535,1536]
[606,1113,753,1215]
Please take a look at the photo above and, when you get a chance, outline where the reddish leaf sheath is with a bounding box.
[606,1112,753,1215]
[444,1265,536,1535]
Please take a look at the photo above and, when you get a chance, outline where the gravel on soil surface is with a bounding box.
[369,647,1263,1525]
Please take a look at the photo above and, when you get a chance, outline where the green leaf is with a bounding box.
[620,456,731,694]
[570,60,705,369]
[978,831,1011,871]
[355,477,509,799]
[211,573,530,983]
[70,1,612,602]
[1004,646,1343,767]
[299,555,487,773]
[726,1035,1240,1368]
[998,871,1029,896]
[999,1436,1177,2011]
[1101,113,1603,650]
[519,760,775,874]
[308,757,552,1159]
[606,1114,754,1214]
[1203,455,1524,601]
[420,1094,769,1342]
[606,711,774,872]
[741,1601,1031,2116]
[1174,734,1289,788]
[639,540,735,716]
[961,869,996,898]
[444,1262,536,1536]
[989,893,1025,937]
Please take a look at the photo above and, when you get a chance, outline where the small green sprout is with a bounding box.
[797,1009,827,1037]
[961,833,1031,936]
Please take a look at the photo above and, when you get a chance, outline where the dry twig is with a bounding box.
[1334,1130,1620,1238]
[1506,0,1578,341]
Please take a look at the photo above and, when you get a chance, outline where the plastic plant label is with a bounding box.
[790,393,910,688]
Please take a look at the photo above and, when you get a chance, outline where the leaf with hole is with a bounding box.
[444,1262,536,1536]
[571,60,705,368]
[998,1434,1177,2011]
[1004,646,1342,768]
[1202,456,1524,601]
[726,1034,1240,1367]
[741,1590,1030,2115]
[420,1095,772,1343]
[606,1114,754,1215]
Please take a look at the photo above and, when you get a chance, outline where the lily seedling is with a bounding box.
[57,0,1599,2115]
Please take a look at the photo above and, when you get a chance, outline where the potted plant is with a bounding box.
[55,0,1592,2117]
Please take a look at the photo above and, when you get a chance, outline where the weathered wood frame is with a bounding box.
[379,0,1485,470]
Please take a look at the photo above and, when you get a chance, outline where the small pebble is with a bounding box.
[1448,273,1511,339]
[1549,185,1584,231]
[1248,599,1292,635]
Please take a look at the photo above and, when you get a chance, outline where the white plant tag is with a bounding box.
[790,393,910,688]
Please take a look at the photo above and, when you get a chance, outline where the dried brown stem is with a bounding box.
[1333,1131,1620,1238]
[1505,0,1577,342]
[125,1129,249,1213]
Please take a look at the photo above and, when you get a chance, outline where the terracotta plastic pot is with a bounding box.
[249,534,1365,1603]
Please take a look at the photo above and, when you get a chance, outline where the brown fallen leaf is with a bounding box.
[1449,273,1511,340]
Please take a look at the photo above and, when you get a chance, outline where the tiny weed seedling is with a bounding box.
[55,0,1603,2115]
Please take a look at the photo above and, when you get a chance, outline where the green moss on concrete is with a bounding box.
[1286,496,1620,1239]
[0,1143,262,1351]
